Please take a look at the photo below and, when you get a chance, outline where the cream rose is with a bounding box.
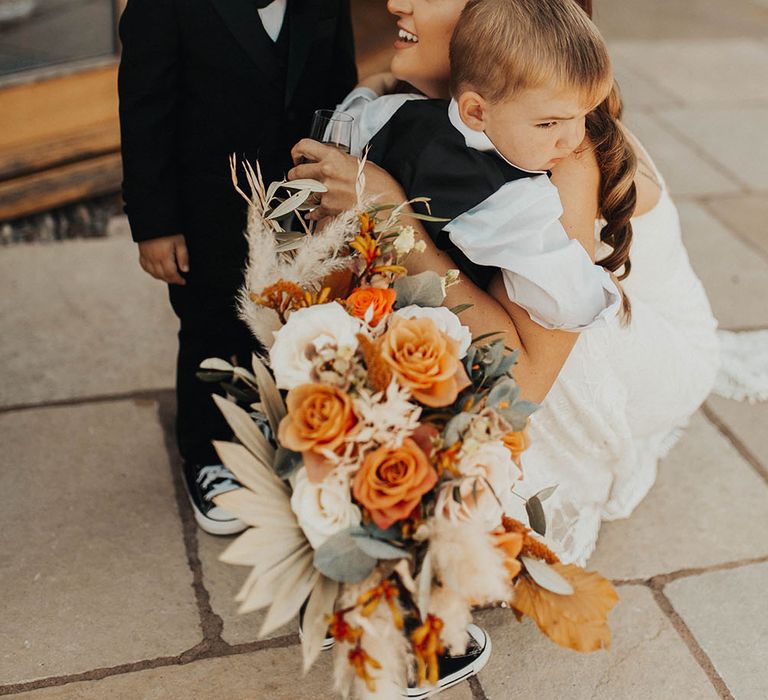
[290,468,361,549]
[269,303,363,389]
[393,305,472,358]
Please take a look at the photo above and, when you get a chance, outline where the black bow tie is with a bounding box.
[254,0,276,8]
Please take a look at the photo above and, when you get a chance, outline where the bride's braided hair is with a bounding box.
[450,0,635,319]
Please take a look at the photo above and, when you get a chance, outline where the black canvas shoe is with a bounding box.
[183,462,247,536]
[403,624,491,699]
[298,600,335,651]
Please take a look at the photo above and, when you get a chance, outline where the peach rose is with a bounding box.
[352,438,437,529]
[379,316,471,407]
[278,383,358,482]
[502,430,530,459]
[346,287,397,325]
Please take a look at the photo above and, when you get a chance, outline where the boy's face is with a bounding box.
[463,86,593,172]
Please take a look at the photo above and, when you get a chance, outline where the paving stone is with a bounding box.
[0,235,177,408]
[610,60,683,112]
[610,39,768,105]
[658,106,768,191]
[706,395,768,475]
[677,201,768,329]
[474,585,718,700]
[589,412,768,580]
[622,111,740,198]
[666,562,768,700]
[196,531,294,645]
[0,401,200,684]
[704,194,768,259]
[8,645,474,699]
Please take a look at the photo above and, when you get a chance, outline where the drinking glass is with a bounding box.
[309,109,354,153]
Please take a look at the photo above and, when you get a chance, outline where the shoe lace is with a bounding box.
[197,464,241,501]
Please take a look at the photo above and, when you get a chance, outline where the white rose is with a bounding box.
[269,303,362,389]
[290,468,362,549]
[394,305,472,358]
[438,441,522,529]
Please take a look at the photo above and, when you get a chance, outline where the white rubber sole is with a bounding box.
[401,624,492,699]
[188,499,247,536]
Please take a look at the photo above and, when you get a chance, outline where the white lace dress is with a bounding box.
[504,158,721,565]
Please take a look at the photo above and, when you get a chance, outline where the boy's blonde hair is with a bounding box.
[449,0,612,107]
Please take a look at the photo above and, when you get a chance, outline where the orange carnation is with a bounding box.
[346,287,397,325]
[352,438,437,529]
[379,316,471,407]
[278,383,358,482]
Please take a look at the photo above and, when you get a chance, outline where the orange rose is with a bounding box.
[278,383,358,482]
[346,287,397,325]
[379,316,471,407]
[502,430,529,459]
[353,438,437,529]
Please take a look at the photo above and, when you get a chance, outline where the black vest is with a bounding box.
[368,100,537,291]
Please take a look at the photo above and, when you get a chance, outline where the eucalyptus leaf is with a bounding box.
[351,535,410,561]
[222,382,257,404]
[267,189,312,220]
[274,445,303,479]
[449,303,473,315]
[487,377,520,409]
[525,495,547,536]
[522,556,574,595]
[535,485,558,502]
[393,271,445,308]
[195,370,232,384]
[362,522,402,541]
[313,529,377,584]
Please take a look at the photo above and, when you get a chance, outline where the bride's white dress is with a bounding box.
[506,153,723,566]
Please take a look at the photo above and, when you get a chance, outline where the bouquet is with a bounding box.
[199,158,618,698]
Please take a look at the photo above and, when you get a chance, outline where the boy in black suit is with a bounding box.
[118,0,357,534]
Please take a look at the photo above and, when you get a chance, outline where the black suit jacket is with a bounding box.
[118,0,356,291]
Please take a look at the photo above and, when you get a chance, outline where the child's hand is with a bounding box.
[138,234,189,285]
[358,72,399,96]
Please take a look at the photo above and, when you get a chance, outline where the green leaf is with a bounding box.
[521,556,574,595]
[449,303,473,315]
[196,370,232,384]
[525,495,547,536]
[393,271,445,308]
[351,535,410,560]
[487,377,520,409]
[452,485,462,504]
[362,522,403,541]
[313,529,377,584]
[274,445,303,479]
[500,400,539,431]
[222,382,257,404]
[535,485,558,502]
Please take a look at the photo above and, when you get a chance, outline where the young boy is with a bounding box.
[118,0,357,534]
[339,0,625,332]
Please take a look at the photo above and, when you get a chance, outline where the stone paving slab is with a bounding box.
[0,401,200,685]
[677,201,768,329]
[589,412,768,581]
[610,39,768,105]
[622,111,741,199]
[474,585,719,700]
[703,194,768,259]
[610,60,683,111]
[8,646,474,700]
[666,562,768,700]
[197,532,294,645]
[706,396,768,476]
[658,106,768,191]
[0,235,177,408]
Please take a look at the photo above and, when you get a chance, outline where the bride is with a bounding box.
[289,0,725,565]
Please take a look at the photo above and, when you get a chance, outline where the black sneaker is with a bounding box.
[403,624,491,699]
[298,600,335,651]
[183,462,247,536]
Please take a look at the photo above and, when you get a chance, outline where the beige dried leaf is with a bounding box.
[302,575,339,673]
[251,353,286,435]
[212,441,287,501]
[212,395,275,467]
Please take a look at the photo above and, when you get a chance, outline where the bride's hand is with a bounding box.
[288,139,406,221]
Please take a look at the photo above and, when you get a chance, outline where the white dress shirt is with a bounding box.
[258,0,287,42]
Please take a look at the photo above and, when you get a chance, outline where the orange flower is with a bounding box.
[346,287,397,325]
[493,529,524,580]
[352,438,437,529]
[348,645,382,692]
[278,383,358,482]
[502,429,530,459]
[379,316,471,407]
[412,615,445,687]
[512,564,619,652]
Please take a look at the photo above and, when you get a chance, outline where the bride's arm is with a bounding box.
[288,141,599,403]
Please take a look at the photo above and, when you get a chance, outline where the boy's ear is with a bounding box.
[457,91,487,132]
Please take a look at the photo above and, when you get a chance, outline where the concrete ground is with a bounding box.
[2,1,768,698]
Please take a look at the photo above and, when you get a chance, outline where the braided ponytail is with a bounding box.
[586,83,637,319]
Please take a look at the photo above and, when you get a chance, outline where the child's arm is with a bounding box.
[118,0,187,285]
